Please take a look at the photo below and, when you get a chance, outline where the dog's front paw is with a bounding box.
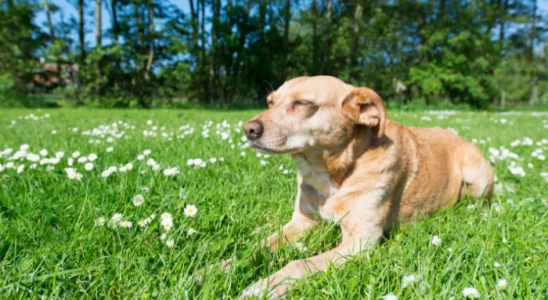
[239,276,291,300]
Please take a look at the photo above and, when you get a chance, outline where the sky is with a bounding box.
[36,0,548,48]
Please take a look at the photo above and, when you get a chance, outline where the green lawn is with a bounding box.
[0,109,546,299]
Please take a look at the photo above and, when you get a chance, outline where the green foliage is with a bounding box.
[0,0,547,108]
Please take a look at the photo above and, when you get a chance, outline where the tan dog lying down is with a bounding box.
[235,76,493,299]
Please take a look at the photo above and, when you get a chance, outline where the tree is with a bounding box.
[0,0,547,108]
[95,0,102,96]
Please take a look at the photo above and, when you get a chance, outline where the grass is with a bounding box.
[0,108,546,299]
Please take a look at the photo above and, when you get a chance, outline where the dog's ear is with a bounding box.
[341,87,386,138]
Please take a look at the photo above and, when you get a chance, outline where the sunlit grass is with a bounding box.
[0,109,546,299]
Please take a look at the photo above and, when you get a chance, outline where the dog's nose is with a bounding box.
[244,120,264,140]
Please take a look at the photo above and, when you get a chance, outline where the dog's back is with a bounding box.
[389,124,494,223]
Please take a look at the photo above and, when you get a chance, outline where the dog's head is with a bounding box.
[244,76,386,154]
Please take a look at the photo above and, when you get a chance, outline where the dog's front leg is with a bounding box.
[219,182,319,273]
[215,214,317,274]
[240,233,379,300]
[259,214,318,251]
[240,183,388,299]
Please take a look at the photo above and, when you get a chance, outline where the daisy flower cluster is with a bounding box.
[95,191,200,249]
[12,112,51,122]
[82,121,132,144]
[382,275,508,299]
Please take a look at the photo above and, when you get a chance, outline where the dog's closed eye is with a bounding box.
[291,100,315,109]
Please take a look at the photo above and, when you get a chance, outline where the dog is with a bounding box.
[234,76,494,299]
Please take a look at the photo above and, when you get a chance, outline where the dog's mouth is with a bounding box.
[248,142,301,155]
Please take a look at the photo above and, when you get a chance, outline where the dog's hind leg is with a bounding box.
[456,143,494,201]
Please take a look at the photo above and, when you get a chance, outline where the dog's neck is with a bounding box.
[293,126,375,187]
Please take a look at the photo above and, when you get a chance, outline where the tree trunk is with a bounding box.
[43,0,62,87]
[145,0,154,80]
[95,0,102,97]
[229,0,252,101]
[498,0,508,52]
[189,0,198,45]
[78,0,85,61]
[209,0,220,103]
[77,0,85,103]
[200,0,208,102]
[528,0,537,107]
[282,0,291,80]
[500,90,506,109]
[311,0,317,74]
[529,77,537,107]
[348,0,363,82]
[111,0,119,42]
[320,0,333,74]
[43,0,55,39]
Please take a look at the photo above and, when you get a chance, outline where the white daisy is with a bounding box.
[431,235,442,246]
[402,274,418,288]
[137,154,145,160]
[120,221,133,229]
[101,170,111,178]
[111,213,123,223]
[132,194,145,206]
[106,147,114,152]
[184,205,198,217]
[161,218,174,231]
[138,219,147,228]
[143,149,152,155]
[17,165,25,173]
[295,242,308,252]
[496,279,507,290]
[187,228,197,236]
[462,287,480,298]
[125,163,133,170]
[88,153,97,161]
[160,233,167,240]
[166,239,175,248]
[72,151,80,158]
[84,163,94,171]
[382,294,397,300]
[39,149,48,156]
[95,217,106,226]
[161,212,172,220]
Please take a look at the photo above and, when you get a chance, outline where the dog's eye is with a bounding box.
[267,101,274,108]
[292,100,312,109]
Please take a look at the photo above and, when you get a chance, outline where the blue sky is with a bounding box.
[36,0,548,48]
